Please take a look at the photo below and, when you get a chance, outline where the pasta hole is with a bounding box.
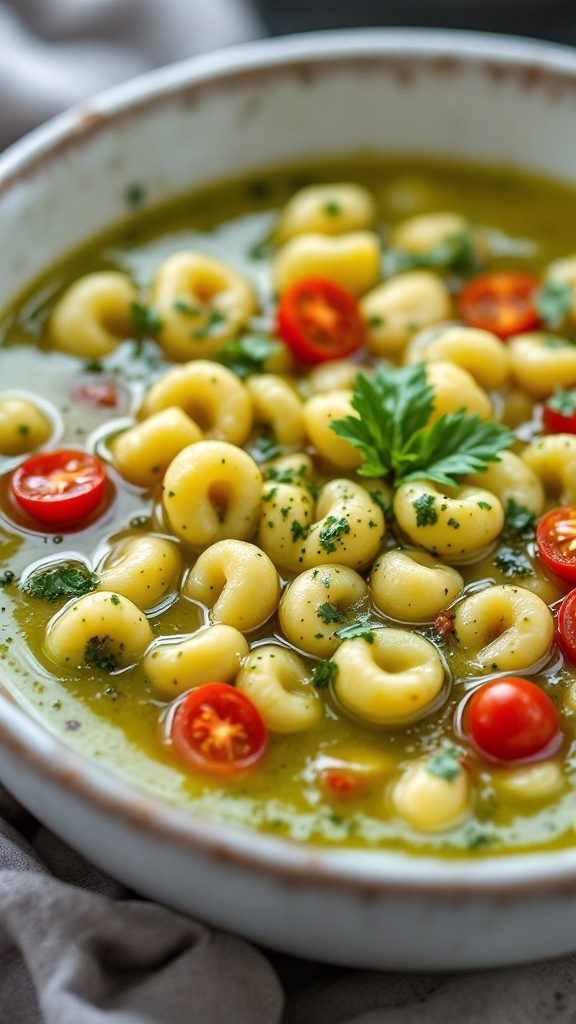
[209,482,231,522]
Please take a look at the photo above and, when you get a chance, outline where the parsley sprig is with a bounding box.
[330,364,514,488]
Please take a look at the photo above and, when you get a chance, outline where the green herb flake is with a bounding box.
[318,515,351,553]
[330,363,513,488]
[216,334,281,378]
[413,493,438,527]
[336,620,375,643]
[323,199,341,216]
[125,183,146,208]
[536,279,574,330]
[504,499,537,538]
[291,520,308,542]
[494,546,534,579]
[23,566,100,603]
[447,517,460,530]
[17,424,30,435]
[316,602,344,625]
[384,229,480,277]
[427,747,462,782]
[110,594,120,606]
[130,302,162,340]
[477,501,492,511]
[192,307,227,340]
[311,660,339,689]
[173,299,202,316]
[84,635,119,674]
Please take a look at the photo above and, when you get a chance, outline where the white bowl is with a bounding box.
[2,29,576,970]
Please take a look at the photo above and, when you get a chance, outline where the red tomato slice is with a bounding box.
[11,449,106,526]
[74,382,119,408]
[558,589,576,662]
[170,682,267,777]
[276,276,365,363]
[536,506,576,581]
[458,270,540,339]
[466,676,560,762]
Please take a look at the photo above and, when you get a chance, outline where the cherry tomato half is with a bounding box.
[558,589,576,662]
[536,506,576,582]
[466,676,560,762]
[276,276,365,363]
[10,449,106,526]
[170,682,267,777]
[458,270,540,339]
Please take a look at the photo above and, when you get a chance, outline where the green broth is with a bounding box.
[2,159,576,856]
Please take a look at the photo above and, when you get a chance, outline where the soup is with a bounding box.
[2,159,576,857]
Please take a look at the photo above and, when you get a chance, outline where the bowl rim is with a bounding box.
[3,26,576,896]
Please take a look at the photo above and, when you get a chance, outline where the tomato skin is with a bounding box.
[170,682,267,777]
[536,506,576,582]
[318,768,368,802]
[276,276,365,363]
[458,270,540,339]
[558,589,576,662]
[543,403,576,435]
[74,382,119,408]
[10,449,106,526]
[466,677,560,762]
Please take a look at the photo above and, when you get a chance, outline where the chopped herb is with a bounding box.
[125,183,146,208]
[173,299,202,316]
[536,279,573,330]
[316,602,344,625]
[477,500,492,511]
[413,493,437,527]
[336,619,375,643]
[291,520,309,542]
[192,307,227,340]
[82,359,104,373]
[330,364,513,487]
[311,660,339,689]
[264,464,309,485]
[367,314,383,328]
[447,517,460,529]
[246,180,270,200]
[216,334,281,378]
[247,241,273,261]
[17,424,30,435]
[494,546,534,579]
[545,387,576,417]
[427,747,461,782]
[130,302,162,341]
[249,434,282,463]
[368,487,394,520]
[0,570,15,586]
[504,499,537,539]
[384,229,480,277]
[84,635,119,673]
[110,594,120,606]
[323,199,341,216]
[23,565,100,602]
[318,515,351,553]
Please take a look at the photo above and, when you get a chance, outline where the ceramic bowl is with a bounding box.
[2,29,576,970]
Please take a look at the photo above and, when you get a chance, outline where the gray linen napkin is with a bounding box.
[2,782,576,1024]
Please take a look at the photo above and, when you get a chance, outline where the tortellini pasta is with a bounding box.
[508,332,576,399]
[162,440,262,549]
[275,182,377,242]
[151,251,257,360]
[332,628,446,725]
[96,535,182,611]
[139,360,253,447]
[521,434,576,505]
[245,374,305,448]
[404,324,511,390]
[183,539,280,631]
[390,211,479,257]
[391,756,472,832]
[236,644,322,733]
[302,390,363,470]
[143,624,249,697]
[49,272,138,357]
[360,271,452,357]
[451,584,554,674]
[369,549,463,623]
[109,407,204,488]
[0,395,52,456]
[393,480,504,562]
[45,591,154,670]
[272,231,381,296]
[279,564,369,658]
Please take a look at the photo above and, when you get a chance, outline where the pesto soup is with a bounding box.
[2,160,576,856]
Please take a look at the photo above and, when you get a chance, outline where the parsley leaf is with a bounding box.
[330,364,514,487]
[23,565,100,602]
[536,280,573,330]
[336,619,375,643]
[311,660,338,689]
[427,747,461,782]
[317,602,344,624]
[216,334,281,379]
[384,230,479,277]
[130,302,162,340]
[84,635,119,673]
[504,498,537,539]
[318,515,350,553]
